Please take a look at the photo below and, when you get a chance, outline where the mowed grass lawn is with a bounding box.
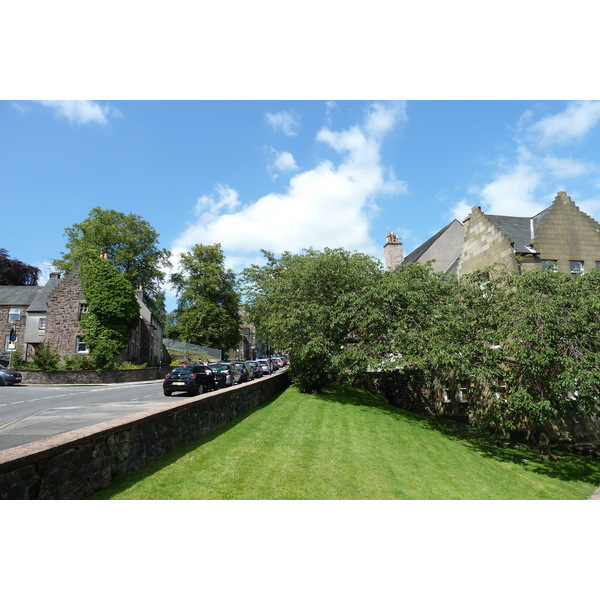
[90,385,600,500]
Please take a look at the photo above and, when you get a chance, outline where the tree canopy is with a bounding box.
[53,207,171,313]
[242,247,600,453]
[170,243,241,355]
[0,248,40,285]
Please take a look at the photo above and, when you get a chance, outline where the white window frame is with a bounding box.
[39,318,46,331]
[570,260,584,275]
[542,260,557,272]
[442,383,451,403]
[8,307,21,323]
[78,304,89,320]
[76,336,88,354]
[458,385,469,403]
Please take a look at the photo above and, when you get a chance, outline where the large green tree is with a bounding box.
[54,207,171,313]
[170,243,241,355]
[242,247,384,392]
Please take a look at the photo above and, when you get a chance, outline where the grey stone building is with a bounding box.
[1,266,163,365]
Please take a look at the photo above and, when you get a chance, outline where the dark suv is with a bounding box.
[163,364,216,396]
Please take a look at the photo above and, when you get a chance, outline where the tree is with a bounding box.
[242,247,384,392]
[0,248,40,285]
[53,207,171,312]
[78,252,141,369]
[170,243,241,355]
[468,267,600,456]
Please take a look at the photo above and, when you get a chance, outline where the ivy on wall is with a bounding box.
[78,253,141,369]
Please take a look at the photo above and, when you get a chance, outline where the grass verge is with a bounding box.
[89,385,600,499]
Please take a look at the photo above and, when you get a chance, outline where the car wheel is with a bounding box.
[164,390,172,396]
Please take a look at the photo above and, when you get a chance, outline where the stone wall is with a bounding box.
[0,371,290,500]
[20,366,164,385]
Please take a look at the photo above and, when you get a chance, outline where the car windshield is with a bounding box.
[170,366,192,374]
[211,364,229,372]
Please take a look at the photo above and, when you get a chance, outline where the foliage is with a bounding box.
[53,207,171,312]
[170,243,241,354]
[79,252,141,369]
[62,354,95,370]
[163,311,180,340]
[31,343,61,371]
[0,248,40,285]
[242,247,383,392]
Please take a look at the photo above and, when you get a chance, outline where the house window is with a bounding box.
[494,380,508,401]
[542,260,557,272]
[8,307,21,323]
[596,261,600,269]
[76,336,88,353]
[570,260,584,275]
[78,304,89,319]
[442,383,451,403]
[458,385,469,403]
[39,318,46,331]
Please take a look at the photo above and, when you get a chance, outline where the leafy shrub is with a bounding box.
[62,354,95,370]
[31,343,60,371]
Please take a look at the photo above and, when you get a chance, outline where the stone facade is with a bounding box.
[459,191,600,276]
[384,233,404,270]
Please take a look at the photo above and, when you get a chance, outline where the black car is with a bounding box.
[0,366,22,386]
[209,363,243,387]
[234,361,253,382]
[163,364,216,396]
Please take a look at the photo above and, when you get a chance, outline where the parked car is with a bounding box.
[210,362,243,387]
[234,361,253,382]
[163,364,216,396]
[258,359,272,375]
[273,357,285,369]
[0,366,22,386]
[246,360,263,378]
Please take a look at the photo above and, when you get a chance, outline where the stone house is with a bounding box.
[1,266,163,365]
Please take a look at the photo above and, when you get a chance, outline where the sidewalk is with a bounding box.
[589,486,600,500]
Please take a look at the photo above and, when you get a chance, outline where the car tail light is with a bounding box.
[165,373,171,379]
[190,373,196,379]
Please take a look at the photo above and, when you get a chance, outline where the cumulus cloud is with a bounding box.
[37,100,119,125]
[267,149,299,179]
[169,102,408,284]
[265,110,300,136]
[528,100,600,146]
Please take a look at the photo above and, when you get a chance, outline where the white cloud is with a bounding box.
[527,100,600,146]
[267,149,299,179]
[450,102,600,219]
[170,102,407,274]
[37,100,119,125]
[265,110,300,136]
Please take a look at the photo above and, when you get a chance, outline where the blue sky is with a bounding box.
[3,99,600,311]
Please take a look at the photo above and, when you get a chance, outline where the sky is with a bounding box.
[3,99,600,312]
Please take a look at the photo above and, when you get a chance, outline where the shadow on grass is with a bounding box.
[315,384,600,487]
[88,392,284,499]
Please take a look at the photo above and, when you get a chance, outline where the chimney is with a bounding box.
[135,284,144,301]
[49,272,61,279]
[384,233,403,270]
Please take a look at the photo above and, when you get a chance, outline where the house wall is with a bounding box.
[0,304,29,358]
[459,207,518,276]
[44,266,87,357]
[532,191,600,274]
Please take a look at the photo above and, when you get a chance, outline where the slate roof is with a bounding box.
[485,207,551,254]
[27,277,62,311]
[0,286,42,307]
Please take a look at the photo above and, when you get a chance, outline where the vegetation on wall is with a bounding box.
[78,253,141,369]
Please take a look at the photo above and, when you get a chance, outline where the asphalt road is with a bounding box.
[0,380,183,452]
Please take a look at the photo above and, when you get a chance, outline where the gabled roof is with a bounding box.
[27,277,62,312]
[402,220,459,264]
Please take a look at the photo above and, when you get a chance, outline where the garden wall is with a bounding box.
[0,371,290,500]
[19,366,165,385]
